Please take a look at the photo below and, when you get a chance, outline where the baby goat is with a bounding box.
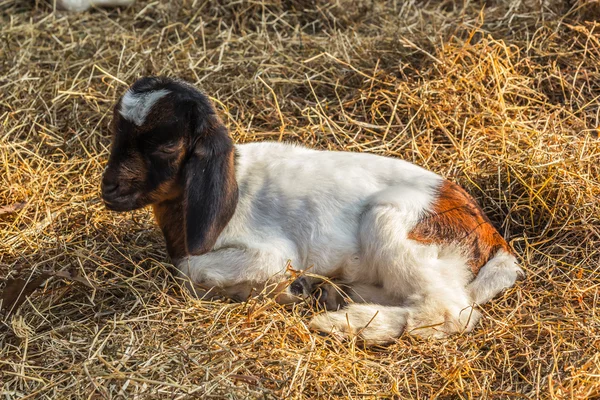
[101,77,523,344]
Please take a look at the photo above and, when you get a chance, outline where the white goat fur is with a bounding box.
[120,89,170,126]
[55,0,134,12]
[172,142,523,343]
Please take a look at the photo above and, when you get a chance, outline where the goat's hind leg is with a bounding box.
[310,197,479,343]
[309,269,479,343]
[309,281,410,344]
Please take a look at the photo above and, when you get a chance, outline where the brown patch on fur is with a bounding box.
[149,180,183,204]
[153,199,186,260]
[408,181,513,274]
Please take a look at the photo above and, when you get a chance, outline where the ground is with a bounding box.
[1,0,599,398]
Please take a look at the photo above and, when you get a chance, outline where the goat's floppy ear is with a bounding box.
[183,115,238,255]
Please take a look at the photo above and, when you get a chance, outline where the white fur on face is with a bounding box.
[119,89,170,126]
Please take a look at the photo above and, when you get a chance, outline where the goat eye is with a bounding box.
[153,144,180,156]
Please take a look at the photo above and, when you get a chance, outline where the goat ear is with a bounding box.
[183,117,238,255]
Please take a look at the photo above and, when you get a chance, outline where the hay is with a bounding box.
[1,0,599,398]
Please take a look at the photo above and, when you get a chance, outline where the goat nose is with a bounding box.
[102,181,120,196]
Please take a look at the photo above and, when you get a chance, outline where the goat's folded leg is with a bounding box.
[174,247,367,306]
[274,275,323,304]
[174,247,333,305]
[184,277,322,304]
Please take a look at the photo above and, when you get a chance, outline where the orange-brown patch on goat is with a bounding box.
[153,200,186,260]
[149,180,183,204]
[408,181,512,274]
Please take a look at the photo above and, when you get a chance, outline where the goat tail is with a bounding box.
[467,249,523,305]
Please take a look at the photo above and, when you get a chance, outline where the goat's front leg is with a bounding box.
[174,247,308,303]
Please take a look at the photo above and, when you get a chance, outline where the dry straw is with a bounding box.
[1,0,599,398]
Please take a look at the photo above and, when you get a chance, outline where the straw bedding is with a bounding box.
[1,0,599,398]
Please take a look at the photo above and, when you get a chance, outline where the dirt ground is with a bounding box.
[1,0,599,398]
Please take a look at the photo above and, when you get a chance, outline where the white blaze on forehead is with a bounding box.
[119,89,171,126]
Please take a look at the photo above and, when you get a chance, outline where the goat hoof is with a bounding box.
[290,276,311,298]
[316,284,347,311]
